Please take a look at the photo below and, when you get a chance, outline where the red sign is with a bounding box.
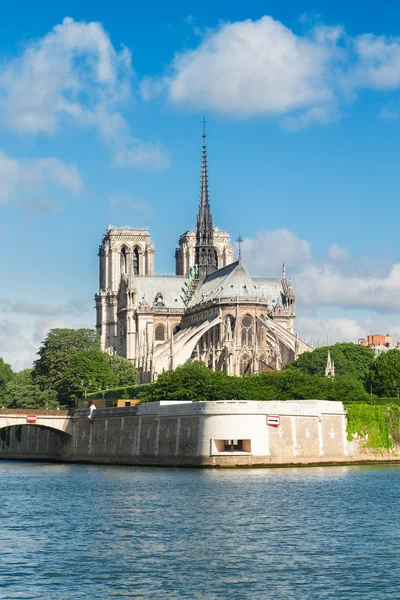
[267,415,280,427]
[26,415,37,424]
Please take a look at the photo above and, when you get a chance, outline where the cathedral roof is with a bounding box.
[189,261,277,306]
[254,277,286,303]
[135,276,187,309]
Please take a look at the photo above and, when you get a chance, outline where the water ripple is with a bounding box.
[1,463,400,598]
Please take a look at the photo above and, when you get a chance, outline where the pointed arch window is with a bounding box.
[240,354,252,375]
[241,315,253,347]
[214,249,219,269]
[120,247,127,274]
[133,247,139,275]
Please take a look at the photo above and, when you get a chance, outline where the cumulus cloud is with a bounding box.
[295,263,400,313]
[241,229,311,274]
[296,316,366,346]
[0,151,82,207]
[32,318,69,345]
[0,17,168,169]
[327,244,349,261]
[142,15,400,127]
[0,297,90,317]
[0,302,93,370]
[241,228,400,345]
[352,34,400,90]
[164,16,342,122]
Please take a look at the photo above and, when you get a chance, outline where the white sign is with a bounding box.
[266,415,280,427]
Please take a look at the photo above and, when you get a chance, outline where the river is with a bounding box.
[1,462,400,599]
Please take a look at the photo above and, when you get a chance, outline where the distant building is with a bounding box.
[358,334,400,356]
[359,334,392,348]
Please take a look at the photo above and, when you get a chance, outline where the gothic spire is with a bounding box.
[197,118,213,241]
[195,118,216,279]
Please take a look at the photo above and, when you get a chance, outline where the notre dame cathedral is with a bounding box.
[95,129,310,382]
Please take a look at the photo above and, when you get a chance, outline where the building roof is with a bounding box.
[135,276,187,309]
[189,261,282,306]
[254,277,286,304]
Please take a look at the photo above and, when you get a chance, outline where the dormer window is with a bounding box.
[154,292,164,307]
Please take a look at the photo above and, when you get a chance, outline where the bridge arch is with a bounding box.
[0,410,73,437]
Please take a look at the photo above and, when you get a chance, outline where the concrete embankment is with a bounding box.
[1,400,399,467]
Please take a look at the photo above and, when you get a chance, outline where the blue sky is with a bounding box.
[2,0,400,369]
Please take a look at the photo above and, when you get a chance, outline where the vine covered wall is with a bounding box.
[345,403,400,450]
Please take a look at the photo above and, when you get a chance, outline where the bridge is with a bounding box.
[0,409,73,436]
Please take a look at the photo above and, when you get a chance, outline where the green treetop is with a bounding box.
[33,328,100,393]
[3,369,58,409]
[368,349,400,397]
[0,357,13,402]
[285,342,375,385]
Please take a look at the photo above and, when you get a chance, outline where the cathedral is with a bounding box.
[95,129,310,382]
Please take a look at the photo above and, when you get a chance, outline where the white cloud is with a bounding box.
[142,15,400,127]
[164,16,341,122]
[352,34,400,90]
[241,228,400,345]
[32,319,69,345]
[0,299,93,370]
[296,316,366,346]
[0,297,91,317]
[327,244,349,261]
[0,17,168,169]
[0,150,82,207]
[241,229,311,275]
[295,263,400,312]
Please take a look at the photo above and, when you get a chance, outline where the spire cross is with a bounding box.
[236,235,243,262]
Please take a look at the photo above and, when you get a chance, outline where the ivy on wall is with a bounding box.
[345,404,400,450]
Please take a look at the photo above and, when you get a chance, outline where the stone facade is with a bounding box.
[2,401,400,467]
[95,131,311,382]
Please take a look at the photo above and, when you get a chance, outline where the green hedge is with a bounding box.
[86,384,150,400]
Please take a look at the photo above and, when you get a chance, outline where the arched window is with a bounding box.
[259,356,270,372]
[258,318,266,345]
[120,247,127,274]
[214,249,219,269]
[155,324,165,341]
[225,315,235,341]
[133,247,140,275]
[241,315,253,346]
[240,354,252,375]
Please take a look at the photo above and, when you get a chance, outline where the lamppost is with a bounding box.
[81,379,92,400]
[98,385,109,400]
[394,380,400,399]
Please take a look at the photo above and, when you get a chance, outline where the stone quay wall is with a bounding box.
[1,400,399,467]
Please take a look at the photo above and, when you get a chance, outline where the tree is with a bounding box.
[368,349,400,397]
[33,328,100,393]
[285,343,375,386]
[140,362,237,402]
[139,361,370,403]
[334,343,375,384]
[3,369,58,409]
[57,349,118,404]
[0,358,13,401]
[106,355,138,386]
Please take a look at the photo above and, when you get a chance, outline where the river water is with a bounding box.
[1,462,400,599]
